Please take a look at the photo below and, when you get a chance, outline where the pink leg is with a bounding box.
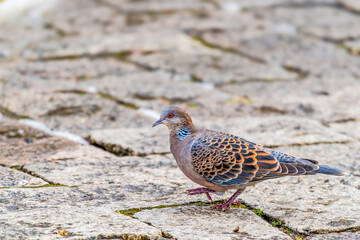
[211,189,245,211]
[187,188,215,203]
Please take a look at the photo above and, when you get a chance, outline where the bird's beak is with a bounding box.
[152,118,164,127]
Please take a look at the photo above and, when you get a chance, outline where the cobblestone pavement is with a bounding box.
[1,0,360,239]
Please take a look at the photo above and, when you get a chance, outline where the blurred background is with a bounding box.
[0,0,360,140]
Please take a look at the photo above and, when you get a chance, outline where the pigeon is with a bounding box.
[152,106,346,210]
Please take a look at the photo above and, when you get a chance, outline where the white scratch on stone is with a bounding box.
[137,108,160,120]
[86,85,98,94]
[0,0,59,26]
[19,119,88,145]
[220,1,241,13]
[199,82,214,90]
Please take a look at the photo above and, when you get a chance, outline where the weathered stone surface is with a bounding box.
[130,50,296,85]
[1,92,154,138]
[134,206,292,240]
[90,127,169,155]
[0,204,161,239]
[241,175,360,234]
[102,0,215,13]
[198,32,360,77]
[219,75,360,121]
[0,166,47,187]
[308,231,360,240]
[257,5,360,41]
[200,116,352,147]
[0,121,77,166]
[23,155,220,209]
[330,121,360,140]
[25,30,203,60]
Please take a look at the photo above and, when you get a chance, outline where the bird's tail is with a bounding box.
[309,165,347,176]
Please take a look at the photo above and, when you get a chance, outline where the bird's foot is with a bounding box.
[211,201,241,211]
[211,202,233,211]
[187,188,215,202]
[211,189,244,211]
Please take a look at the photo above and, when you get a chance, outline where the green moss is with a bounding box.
[11,165,23,170]
[272,221,282,226]
[116,208,142,216]
[253,208,265,218]
[0,106,21,119]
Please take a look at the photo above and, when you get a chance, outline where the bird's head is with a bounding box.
[152,106,194,130]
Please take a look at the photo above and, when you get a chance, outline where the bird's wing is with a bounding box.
[252,148,319,181]
[191,131,280,186]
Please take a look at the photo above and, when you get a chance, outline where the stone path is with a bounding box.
[1,0,360,239]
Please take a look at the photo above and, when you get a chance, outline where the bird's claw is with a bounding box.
[187,188,215,202]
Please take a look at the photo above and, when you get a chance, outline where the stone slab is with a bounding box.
[330,121,360,141]
[308,231,360,240]
[241,174,360,234]
[1,92,154,138]
[0,204,161,239]
[0,121,77,166]
[0,166,47,188]
[130,50,296,85]
[23,155,224,209]
[25,29,203,60]
[90,127,170,156]
[134,206,292,240]
[200,116,352,147]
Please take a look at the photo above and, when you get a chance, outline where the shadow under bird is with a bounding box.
[152,106,346,210]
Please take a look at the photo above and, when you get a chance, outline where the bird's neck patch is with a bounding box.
[177,127,190,140]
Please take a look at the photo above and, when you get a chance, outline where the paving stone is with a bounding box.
[257,5,360,41]
[25,29,202,60]
[200,116,352,147]
[90,127,169,156]
[0,204,161,239]
[101,0,215,14]
[23,154,219,209]
[0,26,56,62]
[199,32,360,77]
[0,166,47,188]
[1,92,154,138]
[0,121,77,166]
[130,50,296,85]
[241,174,360,234]
[8,58,140,81]
[330,121,360,140]
[44,5,126,36]
[308,231,360,240]
[87,71,210,102]
[219,76,360,121]
[134,206,292,240]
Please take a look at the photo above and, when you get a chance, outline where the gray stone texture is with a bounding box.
[1,0,360,239]
[134,206,292,240]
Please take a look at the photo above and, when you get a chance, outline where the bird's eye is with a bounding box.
[167,113,174,118]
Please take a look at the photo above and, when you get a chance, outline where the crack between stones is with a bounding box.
[10,165,71,187]
[188,34,267,64]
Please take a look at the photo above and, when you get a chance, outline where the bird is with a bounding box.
[152,106,346,210]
